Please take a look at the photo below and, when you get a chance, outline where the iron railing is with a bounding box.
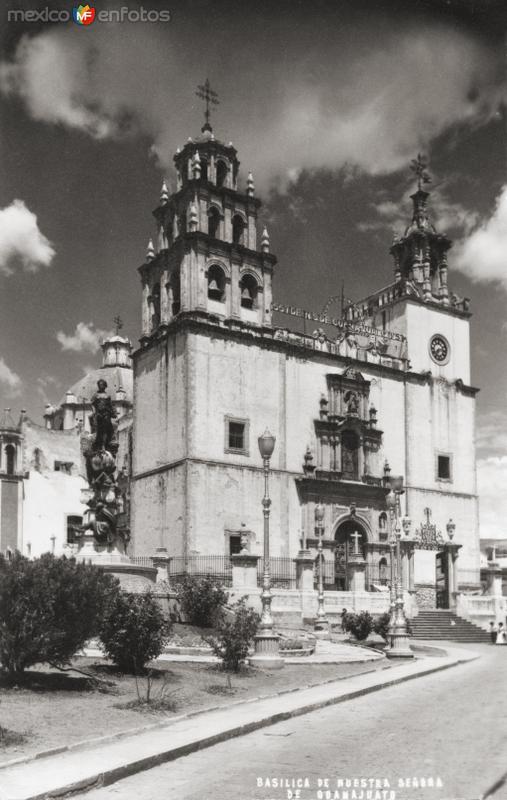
[169,555,233,587]
[257,557,297,589]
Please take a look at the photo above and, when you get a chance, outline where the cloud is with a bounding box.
[0,358,22,395]
[357,184,479,237]
[477,409,507,459]
[0,19,504,187]
[56,322,112,354]
[477,456,507,539]
[36,374,61,404]
[0,200,55,276]
[454,185,507,289]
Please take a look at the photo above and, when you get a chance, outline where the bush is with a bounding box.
[177,575,228,628]
[0,552,118,680]
[208,598,260,672]
[373,612,392,641]
[100,592,171,674]
[343,610,374,641]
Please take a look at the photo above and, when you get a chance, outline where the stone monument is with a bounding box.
[75,379,157,590]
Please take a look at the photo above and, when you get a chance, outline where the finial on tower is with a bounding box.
[146,239,155,261]
[195,78,219,133]
[247,172,255,197]
[261,226,270,253]
[160,179,169,205]
[189,202,198,232]
[410,153,431,192]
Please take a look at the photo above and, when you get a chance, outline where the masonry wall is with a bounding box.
[132,324,479,579]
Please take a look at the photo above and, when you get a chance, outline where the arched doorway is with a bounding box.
[334,519,367,590]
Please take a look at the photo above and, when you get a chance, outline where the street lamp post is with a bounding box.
[314,502,329,632]
[386,477,413,659]
[249,429,284,670]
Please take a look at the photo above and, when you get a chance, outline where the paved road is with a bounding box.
[77,644,507,800]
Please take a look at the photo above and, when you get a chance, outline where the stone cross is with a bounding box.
[350,530,362,555]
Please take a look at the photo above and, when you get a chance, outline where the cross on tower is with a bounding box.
[113,315,123,335]
[195,79,219,132]
[410,153,432,191]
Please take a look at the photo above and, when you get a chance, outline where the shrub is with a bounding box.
[343,610,373,641]
[100,592,171,674]
[177,574,228,628]
[0,552,118,680]
[208,598,259,672]
[373,612,392,641]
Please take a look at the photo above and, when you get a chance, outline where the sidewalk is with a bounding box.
[0,645,476,800]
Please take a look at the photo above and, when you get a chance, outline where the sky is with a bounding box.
[0,0,506,535]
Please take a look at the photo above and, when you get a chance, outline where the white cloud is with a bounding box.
[0,358,22,395]
[0,22,503,187]
[36,374,60,404]
[56,322,112,354]
[0,199,55,276]
[478,456,507,539]
[454,185,507,289]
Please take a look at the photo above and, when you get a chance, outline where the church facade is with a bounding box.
[130,123,480,604]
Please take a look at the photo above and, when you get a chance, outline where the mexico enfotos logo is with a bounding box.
[7,4,171,23]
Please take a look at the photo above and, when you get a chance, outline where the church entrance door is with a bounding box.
[334,520,367,591]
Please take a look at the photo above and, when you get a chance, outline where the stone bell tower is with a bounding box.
[138,80,277,339]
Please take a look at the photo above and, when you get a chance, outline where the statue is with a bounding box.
[79,379,128,551]
[344,391,359,416]
[90,379,117,452]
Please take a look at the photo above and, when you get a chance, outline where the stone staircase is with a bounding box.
[411,610,491,643]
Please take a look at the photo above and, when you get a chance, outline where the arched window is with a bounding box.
[151,283,161,330]
[208,207,220,239]
[200,157,209,182]
[232,214,245,245]
[240,274,258,309]
[178,214,186,236]
[5,444,15,475]
[207,264,226,302]
[216,160,228,189]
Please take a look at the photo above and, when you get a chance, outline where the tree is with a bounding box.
[177,574,228,628]
[100,591,171,674]
[208,599,260,672]
[0,553,118,680]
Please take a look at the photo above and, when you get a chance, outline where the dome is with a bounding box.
[59,364,133,408]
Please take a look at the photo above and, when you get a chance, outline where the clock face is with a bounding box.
[429,334,450,364]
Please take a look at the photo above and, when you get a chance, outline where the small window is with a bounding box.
[5,444,15,475]
[437,454,451,481]
[229,535,242,556]
[225,416,249,455]
[54,461,73,475]
[208,207,220,239]
[67,515,82,544]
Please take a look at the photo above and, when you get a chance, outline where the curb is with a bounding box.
[0,651,477,800]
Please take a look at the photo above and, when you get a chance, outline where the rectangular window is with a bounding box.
[54,461,73,475]
[229,535,242,556]
[437,454,451,481]
[224,416,249,455]
[66,515,82,544]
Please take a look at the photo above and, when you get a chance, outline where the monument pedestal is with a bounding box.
[76,533,157,591]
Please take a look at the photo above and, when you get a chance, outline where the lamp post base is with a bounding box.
[249,631,284,670]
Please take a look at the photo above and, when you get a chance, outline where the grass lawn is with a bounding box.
[0,657,389,764]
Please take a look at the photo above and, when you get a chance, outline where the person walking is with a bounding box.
[489,620,498,644]
[340,608,348,633]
